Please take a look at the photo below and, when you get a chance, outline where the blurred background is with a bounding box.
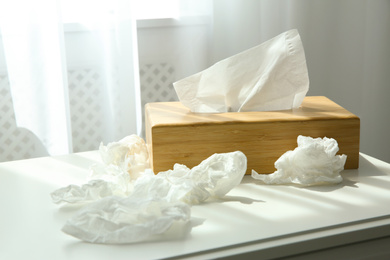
[0,0,389,163]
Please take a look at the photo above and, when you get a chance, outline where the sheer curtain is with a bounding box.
[0,0,72,156]
[1,0,389,163]
[0,0,140,158]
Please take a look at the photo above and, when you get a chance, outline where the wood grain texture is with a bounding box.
[145,96,360,174]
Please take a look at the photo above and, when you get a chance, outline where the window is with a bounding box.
[60,0,180,24]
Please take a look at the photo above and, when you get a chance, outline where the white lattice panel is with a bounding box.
[139,62,178,137]
[0,74,47,162]
[1,62,178,161]
[68,68,106,153]
[140,62,178,103]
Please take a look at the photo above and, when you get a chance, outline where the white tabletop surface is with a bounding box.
[1,152,390,260]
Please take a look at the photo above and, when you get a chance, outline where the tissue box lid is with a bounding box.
[145,96,360,174]
[146,96,357,125]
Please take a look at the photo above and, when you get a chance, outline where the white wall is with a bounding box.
[137,17,212,81]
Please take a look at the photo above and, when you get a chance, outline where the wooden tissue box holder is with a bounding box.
[145,96,360,174]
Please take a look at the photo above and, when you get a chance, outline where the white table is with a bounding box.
[1,152,390,260]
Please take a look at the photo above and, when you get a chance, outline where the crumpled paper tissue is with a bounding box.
[51,135,247,244]
[252,135,347,186]
[98,134,149,179]
[51,135,148,204]
[130,151,247,204]
[173,29,309,113]
[62,196,192,244]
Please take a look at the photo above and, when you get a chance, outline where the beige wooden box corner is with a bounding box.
[145,96,360,175]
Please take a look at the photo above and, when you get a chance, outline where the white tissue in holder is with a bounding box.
[173,29,309,113]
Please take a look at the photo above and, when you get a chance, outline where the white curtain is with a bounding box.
[1,0,389,163]
[0,0,72,155]
[0,0,140,157]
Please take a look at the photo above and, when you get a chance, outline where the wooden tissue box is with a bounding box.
[145,96,360,174]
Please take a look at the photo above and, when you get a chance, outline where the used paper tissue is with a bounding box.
[52,135,247,244]
[51,135,148,204]
[62,196,192,244]
[173,29,309,113]
[251,135,347,186]
[98,134,149,179]
[61,151,247,244]
[131,151,247,204]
